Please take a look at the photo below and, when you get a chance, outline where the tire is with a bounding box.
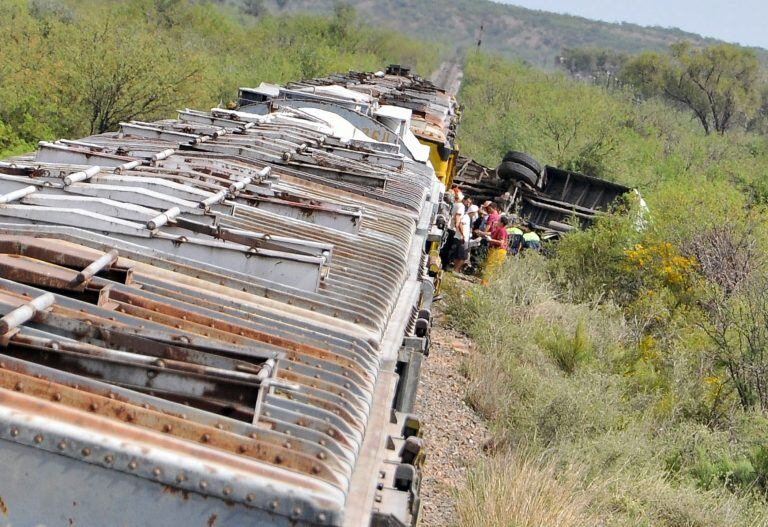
[496,161,539,187]
[502,150,542,175]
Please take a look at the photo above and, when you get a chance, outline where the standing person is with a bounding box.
[485,203,501,233]
[474,202,490,234]
[453,206,472,273]
[467,204,480,227]
[441,193,470,270]
[449,184,463,204]
[469,204,488,272]
[482,216,510,286]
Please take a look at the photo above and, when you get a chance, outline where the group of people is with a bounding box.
[440,185,542,284]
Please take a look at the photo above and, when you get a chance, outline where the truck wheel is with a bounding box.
[502,151,542,175]
[497,161,538,187]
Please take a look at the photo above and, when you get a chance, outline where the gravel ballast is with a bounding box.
[414,313,488,527]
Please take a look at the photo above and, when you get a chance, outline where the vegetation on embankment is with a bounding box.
[446,52,768,526]
[0,0,439,158]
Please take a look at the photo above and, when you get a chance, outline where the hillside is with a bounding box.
[258,0,768,67]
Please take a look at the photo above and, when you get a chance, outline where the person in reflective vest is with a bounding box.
[522,224,542,252]
[506,221,524,255]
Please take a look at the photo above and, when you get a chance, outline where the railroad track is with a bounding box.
[430,61,464,95]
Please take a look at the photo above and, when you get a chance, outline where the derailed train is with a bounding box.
[0,66,458,526]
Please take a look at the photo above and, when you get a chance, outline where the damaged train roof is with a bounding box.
[0,67,453,526]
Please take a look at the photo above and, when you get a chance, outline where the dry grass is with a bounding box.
[454,453,599,527]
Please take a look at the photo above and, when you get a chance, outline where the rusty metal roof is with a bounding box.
[0,69,454,526]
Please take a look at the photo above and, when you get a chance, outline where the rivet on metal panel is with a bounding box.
[104,455,114,464]
[34,434,43,444]
[246,493,255,503]
[199,480,208,490]
[57,441,67,451]
[89,403,98,412]
[52,393,62,402]
[176,473,186,483]
[81,448,91,457]
[270,500,279,511]
[274,455,284,464]
[201,433,211,443]
[14,382,23,392]
[163,424,173,433]
[317,513,327,523]
[152,467,161,477]
[128,461,137,470]
[10,427,18,437]
[223,486,232,496]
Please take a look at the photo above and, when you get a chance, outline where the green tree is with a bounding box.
[622,42,760,135]
[59,20,201,134]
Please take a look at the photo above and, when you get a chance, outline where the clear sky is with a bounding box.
[496,0,768,49]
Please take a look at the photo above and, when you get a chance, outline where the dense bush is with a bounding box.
[448,51,768,526]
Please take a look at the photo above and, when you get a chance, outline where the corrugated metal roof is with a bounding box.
[0,68,455,526]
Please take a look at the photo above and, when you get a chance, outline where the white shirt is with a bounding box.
[458,214,471,248]
[450,202,465,230]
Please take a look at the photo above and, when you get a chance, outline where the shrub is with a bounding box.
[540,319,593,374]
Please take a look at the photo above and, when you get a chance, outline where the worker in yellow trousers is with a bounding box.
[482,215,510,286]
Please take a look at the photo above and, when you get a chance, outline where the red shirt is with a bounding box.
[490,225,508,250]
[486,212,500,231]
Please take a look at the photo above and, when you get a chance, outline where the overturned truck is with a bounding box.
[455,151,633,236]
[0,68,458,526]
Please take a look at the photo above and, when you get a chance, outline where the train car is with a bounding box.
[237,65,461,278]
[0,67,457,527]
